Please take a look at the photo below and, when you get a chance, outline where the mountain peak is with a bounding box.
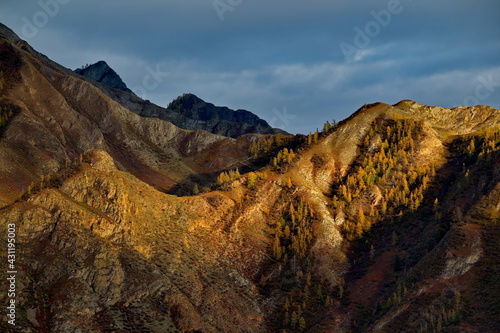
[171,93,205,110]
[169,93,266,126]
[75,60,132,93]
[393,99,422,109]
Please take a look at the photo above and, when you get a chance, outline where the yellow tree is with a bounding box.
[247,172,257,189]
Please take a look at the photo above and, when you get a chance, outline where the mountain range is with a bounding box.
[1,22,499,333]
[73,60,287,138]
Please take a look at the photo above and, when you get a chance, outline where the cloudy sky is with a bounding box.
[1,0,499,134]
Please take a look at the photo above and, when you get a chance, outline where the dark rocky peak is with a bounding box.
[168,93,271,127]
[75,60,132,93]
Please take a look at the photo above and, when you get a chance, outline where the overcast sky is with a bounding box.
[1,0,499,134]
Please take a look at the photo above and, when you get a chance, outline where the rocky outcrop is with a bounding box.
[75,61,132,93]
[169,93,266,124]
[160,93,288,138]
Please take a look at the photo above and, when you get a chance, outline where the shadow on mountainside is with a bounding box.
[342,140,500,332]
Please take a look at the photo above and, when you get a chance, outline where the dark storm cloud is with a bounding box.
[1,0,499,133]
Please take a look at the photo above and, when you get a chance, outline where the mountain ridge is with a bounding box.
[168,93,271,126]
[0,28,269,206]
[75,60,288,138]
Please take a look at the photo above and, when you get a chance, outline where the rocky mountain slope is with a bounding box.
[0,23,275,207]
[75,61,286,138]
[1,22,499,332]
[75,61,132,93]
